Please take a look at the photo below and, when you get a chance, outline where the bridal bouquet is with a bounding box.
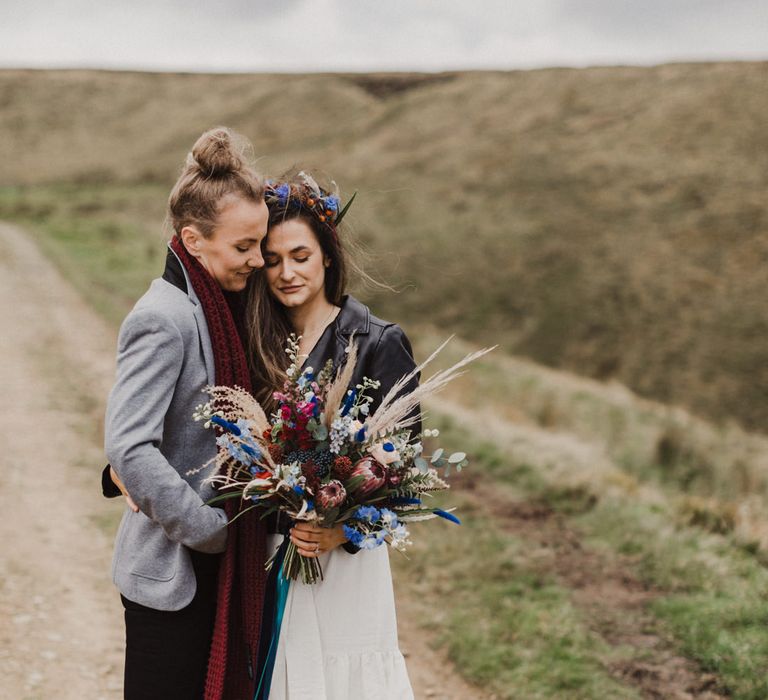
[193,336,491,583]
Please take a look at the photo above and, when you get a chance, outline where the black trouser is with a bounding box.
[122,551,220,700]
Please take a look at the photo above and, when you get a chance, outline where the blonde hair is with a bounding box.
[168,127,264,238]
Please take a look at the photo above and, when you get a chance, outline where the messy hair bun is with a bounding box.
[168,126,263,238]
[190,127,245,178]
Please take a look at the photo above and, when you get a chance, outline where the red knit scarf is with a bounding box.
[170,236,267,700]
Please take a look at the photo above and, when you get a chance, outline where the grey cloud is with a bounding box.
[0,0,765,71]
[554,0,767,38]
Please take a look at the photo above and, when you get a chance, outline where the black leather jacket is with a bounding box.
[304,295,420,433]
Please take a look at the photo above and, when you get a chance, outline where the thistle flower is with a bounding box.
[332,455,354,480]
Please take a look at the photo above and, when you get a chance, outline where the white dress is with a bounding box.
[266,534,414,700]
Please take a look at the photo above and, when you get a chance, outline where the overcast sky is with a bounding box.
[1,0,766,73]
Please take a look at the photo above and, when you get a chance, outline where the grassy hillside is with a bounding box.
[1,63,767,429]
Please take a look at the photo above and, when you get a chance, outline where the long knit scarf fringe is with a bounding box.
[170,237,268,700]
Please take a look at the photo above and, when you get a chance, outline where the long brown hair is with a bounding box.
[167,126,264,238]
[246,174,349,409]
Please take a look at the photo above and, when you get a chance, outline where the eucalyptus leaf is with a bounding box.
[430,448,444,463]
[448,452,466,464]
[414,457,429,473]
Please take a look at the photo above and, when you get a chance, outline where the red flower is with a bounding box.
[332,456,354,481]
[317,480,347,509]
[350,457,386,495]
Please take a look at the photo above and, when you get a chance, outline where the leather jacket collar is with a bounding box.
[334,295,370,337]
[304,295,369,374]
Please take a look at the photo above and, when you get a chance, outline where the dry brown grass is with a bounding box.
[1,62,767,429]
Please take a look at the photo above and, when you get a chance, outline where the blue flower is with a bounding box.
[293,485,304,496]
[391,496,421,505]
[343,525,364,546]
[383,442,395,452]
[355,505,380,523]
[275,183,290,206]
[433,509,461,525]
[240,442,261,460]
[359,533,385,550]
[355,426,367,442]
[306,499,315,512]
[380,508,399,527]
[235,418,252,436]
[324,195,339,213]
[341,388,357,417]
[210,415,241,436]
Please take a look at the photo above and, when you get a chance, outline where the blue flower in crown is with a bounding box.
[275,183,290,206]
[324,195,339,213]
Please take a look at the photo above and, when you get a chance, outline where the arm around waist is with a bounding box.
[105,306,227,553]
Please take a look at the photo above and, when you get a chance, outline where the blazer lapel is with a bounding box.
[167,243,216,386]
[193,304,216,386]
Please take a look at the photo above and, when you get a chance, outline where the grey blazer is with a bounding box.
[105,249,228,611]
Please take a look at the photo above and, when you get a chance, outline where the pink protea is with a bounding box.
[316,480,347,509]
[350,457,387,495]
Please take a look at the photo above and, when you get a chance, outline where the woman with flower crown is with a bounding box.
[246,172,416,699]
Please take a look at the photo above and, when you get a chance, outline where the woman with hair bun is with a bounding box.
[104,126,270,700]
[247,172,416,699]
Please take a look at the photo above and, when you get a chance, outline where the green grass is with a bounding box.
[7,177,768,696]
[652,595,768,700]
[0,183,166,324]
[392,494,639,700]
[577,500,768,699]
[423,413,768,698]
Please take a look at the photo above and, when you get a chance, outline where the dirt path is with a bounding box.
[0,222,479,700]
[0,222,123,700]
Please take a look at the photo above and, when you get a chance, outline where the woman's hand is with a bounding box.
[290,522,347,557]
[110,466,140,513]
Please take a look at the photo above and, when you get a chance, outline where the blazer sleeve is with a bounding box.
[104,308,228,554]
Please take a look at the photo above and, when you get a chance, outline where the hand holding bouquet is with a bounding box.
[193,336,492,583]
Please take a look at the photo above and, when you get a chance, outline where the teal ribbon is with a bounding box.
[255,543,292,699]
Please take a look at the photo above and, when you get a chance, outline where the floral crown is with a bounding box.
[264,171,356,229]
